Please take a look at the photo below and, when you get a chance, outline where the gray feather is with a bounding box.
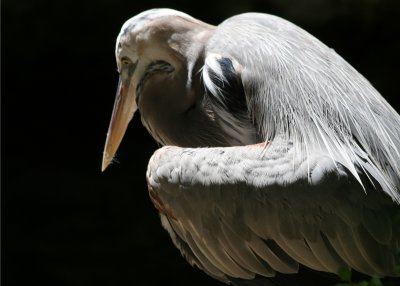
[147,143,400,281]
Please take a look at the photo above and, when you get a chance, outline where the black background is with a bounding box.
[2,0,400,285]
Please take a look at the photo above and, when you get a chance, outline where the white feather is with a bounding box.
[204,13,400,202]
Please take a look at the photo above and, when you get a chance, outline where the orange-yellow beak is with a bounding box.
[101,77,137,171]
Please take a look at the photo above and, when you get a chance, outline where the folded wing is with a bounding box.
[147,143,399,283]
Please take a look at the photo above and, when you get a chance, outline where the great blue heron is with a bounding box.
[102,8,400,286]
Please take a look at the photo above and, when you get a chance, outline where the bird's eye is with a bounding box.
[121,57,132,66]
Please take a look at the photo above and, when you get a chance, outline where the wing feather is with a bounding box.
[219,220,275,276]
[147,144,400,282]
[304,233,344,272]
[247,236,298,274]
[183,227,227,278]
[336,221,378,274]
[362,207,392,245]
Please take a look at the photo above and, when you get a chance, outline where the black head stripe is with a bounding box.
[136,60,174,96]
[206,57,248,118]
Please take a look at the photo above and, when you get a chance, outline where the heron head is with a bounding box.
[102,9,215,171]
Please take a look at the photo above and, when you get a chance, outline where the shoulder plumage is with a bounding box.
[205,13,400,201]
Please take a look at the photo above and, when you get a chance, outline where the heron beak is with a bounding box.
[102,77,137,171]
